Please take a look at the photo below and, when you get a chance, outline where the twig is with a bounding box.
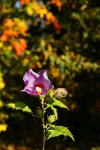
[41,98,45,150]
[32,115,41,119]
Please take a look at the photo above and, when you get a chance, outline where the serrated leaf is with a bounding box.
[47,130,62,140]
[6,101,33,115]
[47,125,74,141]
[48,98,69,110]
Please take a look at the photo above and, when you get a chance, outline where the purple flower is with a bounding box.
[21,69,54,96]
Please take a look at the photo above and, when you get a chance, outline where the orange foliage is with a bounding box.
[0,1,61,55]
[53,21,61,34]
[46,12,56,22]
[18,0,60,27]
[4,18,27,37]
[0,18,27,43]
[12,39,27,56]
[32,2,48,18]
[3,18,14,27]
[32,1,40,12]
[20,0,30,6]
[13,18,27,36]
[49,0,62,11]
[22,1,58,25]
[0,34,9,42]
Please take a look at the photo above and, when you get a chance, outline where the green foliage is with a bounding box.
[46,125,74,141]
[50,106,58,120]
[5,101,33,115]
[36,107,42,117]
[48,98,69,110]
[44,94,73,143]
[46,103,58,120]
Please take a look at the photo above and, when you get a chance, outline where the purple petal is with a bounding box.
[23,69,39,87]
[23,69,39,82]
[39,70,49,80]
[21,87,35,95]
[22,86,40,97]
[38,70,53,90]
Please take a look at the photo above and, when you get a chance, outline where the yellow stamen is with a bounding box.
[36,87,42,94]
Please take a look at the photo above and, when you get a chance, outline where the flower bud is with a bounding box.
[47,88,54,98]
[54,88,68,98]
[48,115,56,123]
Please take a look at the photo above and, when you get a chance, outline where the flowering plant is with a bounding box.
[21,69,54,96]
[6,69,74,150]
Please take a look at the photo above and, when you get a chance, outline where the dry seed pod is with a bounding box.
[54,88,68,98]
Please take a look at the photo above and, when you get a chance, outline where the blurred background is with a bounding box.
[0,0,100,150]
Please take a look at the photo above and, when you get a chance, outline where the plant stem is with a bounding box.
[32,115,41,119]
[41,98,45,150]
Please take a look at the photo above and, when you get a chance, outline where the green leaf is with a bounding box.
[47,125,74,141]
[36,108,42,117]
[5,101,33,115]
[48,98,69,110]
[46,130,62,140]
[51,106,58,120]
[46,104,58,120]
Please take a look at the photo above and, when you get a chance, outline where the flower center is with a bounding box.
[35,84,44,94]
[36,87,42,94]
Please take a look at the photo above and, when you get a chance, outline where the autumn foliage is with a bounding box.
[12,39,27,56]
[0,18,27,55]
[0,0,62,56]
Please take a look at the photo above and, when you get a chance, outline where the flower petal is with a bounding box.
[38,70,53,90]
[22,86,41,97]
[39,70,49,80]
[23,69,39,87]
[21,87,35,95]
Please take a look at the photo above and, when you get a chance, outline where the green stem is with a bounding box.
[32,115,41,119]
[41,97,45,150]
